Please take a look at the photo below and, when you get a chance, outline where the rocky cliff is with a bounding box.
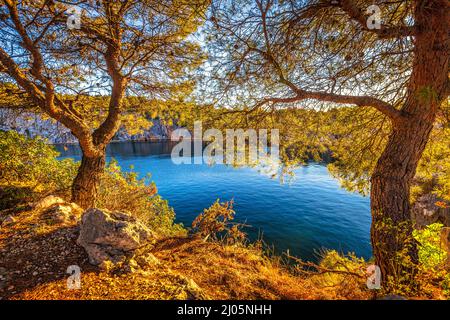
[411,193,450,228]
[0,108,175,144]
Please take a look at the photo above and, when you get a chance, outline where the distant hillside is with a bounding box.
[0,108,176,144]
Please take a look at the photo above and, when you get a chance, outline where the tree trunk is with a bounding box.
[370,0,449,292]
[69,77,125,208]
[71,152,106,209]
[370,113,434,291]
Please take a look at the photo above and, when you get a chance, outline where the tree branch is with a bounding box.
[337,0,418,39]
[261,89,403,123]
[92,3,126,147]
[295,88,403,122]
[247,1,404,123]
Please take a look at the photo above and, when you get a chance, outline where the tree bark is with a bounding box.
[370,0,449,291]
[71,152,106,209]
[370,114,435,290]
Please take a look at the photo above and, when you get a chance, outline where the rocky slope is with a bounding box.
[0,196,373,300]
[1,195,448,300]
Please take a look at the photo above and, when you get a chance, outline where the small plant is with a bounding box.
[192,199,246,243]
[412,223,449,298]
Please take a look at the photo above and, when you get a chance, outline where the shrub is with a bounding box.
[0,130,77,205]
[412,223,449,298]
[413,223,447,270]
[192,199,246,243]
[0,185,34,210]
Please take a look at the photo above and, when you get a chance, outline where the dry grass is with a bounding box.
[0,206,374,300]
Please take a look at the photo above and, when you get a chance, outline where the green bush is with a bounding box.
[413,223,447,270]
[0,130,77,204]
[413,223,449,298]
[0,185,34,210]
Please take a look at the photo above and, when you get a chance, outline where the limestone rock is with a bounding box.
[34,195,65,210]
[77,208,156,267]
[0,108,177,144]
[44,203,83,224]
[0,108,77,144]
[35,196,83,224]
[411,194,450,229]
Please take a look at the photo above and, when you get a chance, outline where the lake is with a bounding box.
[57,141,372,262]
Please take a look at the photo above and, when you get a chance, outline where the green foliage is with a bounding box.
[370,216,421,295]
[326,107,390,195]
[323,105,445,203]
[0,130,77,198]
[414,123,450,203]
[413,223,449,298]
[0,185,34,211]
[304,105,450,205]
[413,223,447,270]
[370,219,448,297]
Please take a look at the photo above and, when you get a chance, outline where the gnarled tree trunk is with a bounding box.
[370,0,449,291]
[71,152,106,209]
[70,72,126,208]
[371,112,435,290]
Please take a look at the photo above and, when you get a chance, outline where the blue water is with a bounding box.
[57,141,372,261]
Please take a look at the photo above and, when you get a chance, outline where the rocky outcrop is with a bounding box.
[0,108,176,144]
[77,208,157,268]
[411,194,450,229]
[34,195,66,210]
[113,120,177,142]
[33,195,83,225]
